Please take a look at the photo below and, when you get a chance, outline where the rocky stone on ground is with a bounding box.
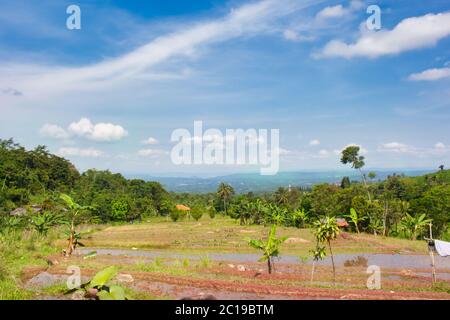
[117,273,134,283]
[237,265,247,271]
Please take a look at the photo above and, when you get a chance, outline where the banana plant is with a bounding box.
[30,211,62,236]
[248,225,287,274]
[292,208,309,228]
[60,193,92,256]
[65,266,128,300]
[401,213,432,240]
[345,208,366,233]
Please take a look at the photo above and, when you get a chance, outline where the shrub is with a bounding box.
[208,206,216,219]
[111,199,129,221]
[191,207,203,221]
[170,209,181,222]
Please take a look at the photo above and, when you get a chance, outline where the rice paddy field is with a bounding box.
[16,216,450,300]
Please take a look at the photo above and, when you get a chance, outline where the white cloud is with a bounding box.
[68,118,128,142]
[142,137,159,145]
[316,5,347,20]
[57,147,103,158]
[276,147,293,156]
[39,124,69,139]
[408,67,450,81]
[315,1,363,21]
[283,29,315,42]
[435,142,446,150]
[318,12,450,58]
[309,139,320,146]
[137,148,168,157]
[378,141,449,156]
[379,142,411,153]
[317,149,329,157]
[68,118,94,137]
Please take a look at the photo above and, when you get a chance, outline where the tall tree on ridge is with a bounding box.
[341,145,371,201]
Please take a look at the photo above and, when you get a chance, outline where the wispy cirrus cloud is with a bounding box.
[0,0,320,101]
[137,148,169,157]
[377,141,449,155]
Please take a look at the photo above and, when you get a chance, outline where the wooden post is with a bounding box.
[428,223,437,285]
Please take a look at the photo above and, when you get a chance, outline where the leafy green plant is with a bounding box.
[400,213,432,240]
[248,225,287,274]
[190,207,203,221]
[314,216,340,284]
[66,266,128,300]
[198,255,211,268]
[30,212,62,236]
[60,193,92,256]
[292,208,309,228]
[111,199,129,221]
[0,216,26,235]
[310,244,326,283]
[207,206,216,219]
[345,208,365,233]
[170,208,181,222]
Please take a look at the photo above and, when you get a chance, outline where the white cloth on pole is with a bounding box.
[434,240,450,257]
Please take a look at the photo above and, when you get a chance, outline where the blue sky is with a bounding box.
[0,0,449,176]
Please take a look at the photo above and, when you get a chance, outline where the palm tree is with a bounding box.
[216,183,234,215]
[314,216,340,284]
[248,225,287,274]
[60,193,92,256]
[274,187,289,207]
[401,213,432,240]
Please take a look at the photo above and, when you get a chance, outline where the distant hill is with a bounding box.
[126,169,434,193]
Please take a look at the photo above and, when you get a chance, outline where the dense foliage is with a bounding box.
[1,139,449,240]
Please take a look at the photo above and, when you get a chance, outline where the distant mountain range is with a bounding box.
[126,169,433,193]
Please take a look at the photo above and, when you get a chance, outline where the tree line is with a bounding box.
[1,138,449,241]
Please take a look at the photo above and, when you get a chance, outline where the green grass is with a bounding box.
[0,229,60,300]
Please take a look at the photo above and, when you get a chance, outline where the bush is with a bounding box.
[170,209,181,222]
[111,199,129,221]
[208,206,216,219]
[191,207,203,221]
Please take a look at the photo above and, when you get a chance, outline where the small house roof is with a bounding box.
[336,218,349,227]
[175,204,191,211]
